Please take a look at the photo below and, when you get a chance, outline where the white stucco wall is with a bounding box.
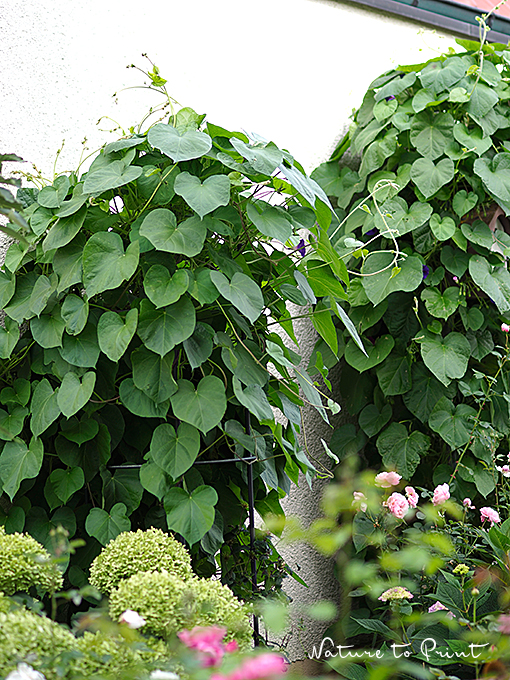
[1,0,459,663]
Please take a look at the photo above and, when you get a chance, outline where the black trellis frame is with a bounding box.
[108,411,261,645]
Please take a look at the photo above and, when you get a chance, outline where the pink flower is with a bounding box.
[210,653,286,680]
[463,498,475,510]
[375,471,402,488]
[178,626,231,667]
[497,465,510,477]
[502,323,510,333]
[405,486,419,509]
[428,601,454,618]
[384,492,410,519]
[498,614,510,634]
[432,483,450,506]
[480,507,501,526]
[352,492,368,512]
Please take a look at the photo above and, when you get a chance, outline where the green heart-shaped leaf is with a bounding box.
[49,466,85,504]
[453,123,491,156]
[137,297,196,357]
[0,317,20,359]
[0,436,43,501]
[164,485,218,545]
[57,371,96,418]
[440,246,469,278]
[83,161,142,196]
[182,322,215,370]
[419,330,471,386]
[403,363,449,423]
[43,205,88,253]
[232,377,273,422]
[430,214,456,241]
[344,334,394,373]
[210,271,264,323]
[59,322,100,368]
[119,378,170,418]
[148,422,200,480]
[429,396,477,450]
[469,255,510,313]
[246,201,292,242]
[411,157,454,199]
[61,417,99,445]
[143,266,189,308]
[474,153,510,213]
[140,208,207,257]
[98,308,138,362]
[170,375,227,434]
[174,172,230,219]
[375,351,412,396]
[460,219,494,250]
[362,253,423,305]
[131,346,178,403]
[0,406,27,441]
[359,403,392,437]
[30,379,61,437]
[376,422,430,478]
[230,138,283,175]
[85,503,131,546]
[421,287,459,319]
[452,190,478,218]
[61,294,89,336]
[410,111,454,159]
[83,232,139,298]
[148,123,212,162]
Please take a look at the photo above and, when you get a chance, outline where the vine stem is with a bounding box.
[449,336,509,483]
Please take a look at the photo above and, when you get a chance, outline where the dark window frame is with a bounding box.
[336,0,510,42]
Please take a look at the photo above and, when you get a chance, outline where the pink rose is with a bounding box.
[498,614,510,634]
[462,498,475,509]
[480,507,501,526]
[405,486,419,509]
[211,653,286,680]
[432,483,450,505]
[178,626,230,667]
[375,471,402,488]
[384,492,410,519]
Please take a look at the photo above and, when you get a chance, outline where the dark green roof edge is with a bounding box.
[335,0,510,41]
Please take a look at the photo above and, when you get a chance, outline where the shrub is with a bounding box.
[89,527,193,595]
[0,525,63,596]
[69,630,168,678]
[0,607,75,679]
[108,571,252,647]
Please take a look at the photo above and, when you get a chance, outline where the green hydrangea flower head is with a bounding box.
[108,571,252,648]
[0,607,76,679]
[0,525,64,595]
[89,527,194,595]
[70,630,168,677]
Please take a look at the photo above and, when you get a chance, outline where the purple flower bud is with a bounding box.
[296,239,306,257]
[422,265,429,280]
[385,95,396,101]
[366,228,379,237]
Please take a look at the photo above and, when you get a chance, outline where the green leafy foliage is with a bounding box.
[312,39,510,502]
[0,85,348,598]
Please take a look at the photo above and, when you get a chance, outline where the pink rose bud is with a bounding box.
[432,483,450,506]
[502,323,510,333]
[375,471,402,488]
